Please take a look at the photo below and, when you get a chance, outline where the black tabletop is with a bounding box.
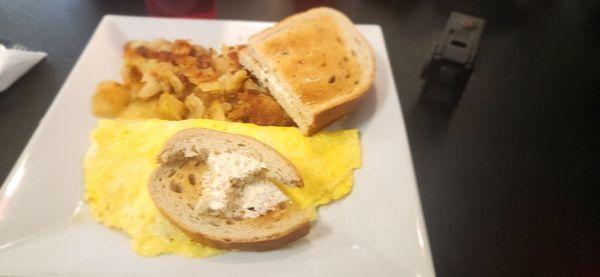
[1,1,598,276]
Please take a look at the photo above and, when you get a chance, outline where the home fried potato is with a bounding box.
[91,81,131,117]
[91,40,293,126]
[156,93,187,120]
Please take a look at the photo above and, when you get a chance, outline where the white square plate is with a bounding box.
[0,15,434,277]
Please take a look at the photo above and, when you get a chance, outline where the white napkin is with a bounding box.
[0,45,47,92]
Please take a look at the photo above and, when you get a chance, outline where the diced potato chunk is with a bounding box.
[143,39,173,52]
[243,78,260,91]
[193,45,208,56]
[169,74,185,95]
[156,93,187,120]
[92,81,131,117]
[117,99,159,119]
[225,70,248,92]
[212,55,232,75]
[121,64,142,85]
[184,94,205,119]
[173,40,193,55]
[197,81,223,92]
[206,100,225,121]
[138,75,162,99]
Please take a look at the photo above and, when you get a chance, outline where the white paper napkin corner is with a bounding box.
[0,48,47,92]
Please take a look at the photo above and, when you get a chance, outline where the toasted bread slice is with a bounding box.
[148,128,312,251]
[239,7,375,135]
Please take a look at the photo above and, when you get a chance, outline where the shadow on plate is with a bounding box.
[208,221,332,263]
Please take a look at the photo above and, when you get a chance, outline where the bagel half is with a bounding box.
[148,128,312,251]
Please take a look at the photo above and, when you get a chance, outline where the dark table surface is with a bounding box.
[1,0,599,276]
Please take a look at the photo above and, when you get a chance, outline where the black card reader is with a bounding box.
[420,12,485,104]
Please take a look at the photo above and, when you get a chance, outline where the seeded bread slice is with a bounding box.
[148,128,312,251]
[239,7,376,135]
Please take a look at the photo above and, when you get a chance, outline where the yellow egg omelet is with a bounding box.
[84,119,361,258]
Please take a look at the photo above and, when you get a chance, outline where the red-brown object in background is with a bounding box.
[145,0,217,19]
